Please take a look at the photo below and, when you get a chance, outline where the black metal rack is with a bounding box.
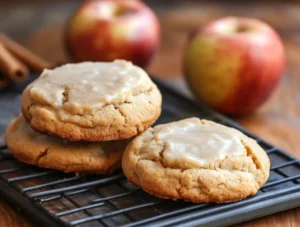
[0,78,300,227]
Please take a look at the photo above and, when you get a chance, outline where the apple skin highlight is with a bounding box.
[65,0,160,68]
[184,17,285,115]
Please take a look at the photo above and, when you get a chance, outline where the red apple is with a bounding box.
[65,0,160,68]
[183,17,285,115]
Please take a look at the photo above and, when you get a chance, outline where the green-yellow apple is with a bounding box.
[184,17,285,115]
[65,0,160,68]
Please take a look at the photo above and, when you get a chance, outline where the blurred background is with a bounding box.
[1,0,300,76]
[0,0,299,155]
[1,1,300,226]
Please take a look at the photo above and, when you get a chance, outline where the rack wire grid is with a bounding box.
[0,78,300,227]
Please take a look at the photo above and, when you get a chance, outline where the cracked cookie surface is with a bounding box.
[5,116,129,173]
[122,118,270,203]
[21,60,162,141]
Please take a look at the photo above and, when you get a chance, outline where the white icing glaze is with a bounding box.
[29,60,151,109]
[156,118,246,168]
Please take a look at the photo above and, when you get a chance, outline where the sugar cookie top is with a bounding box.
[21,59,162,141]
[29,60,153,108]
[155,118,246,168]
[122,117,270,203]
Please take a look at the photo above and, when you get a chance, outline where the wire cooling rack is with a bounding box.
[0,77,300,227]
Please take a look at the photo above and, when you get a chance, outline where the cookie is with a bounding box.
[122,118,270,203]
[5,116,128,173]
[22,60,162,141]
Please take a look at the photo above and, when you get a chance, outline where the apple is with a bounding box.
[183,17,285,115]
[65,0,160,68]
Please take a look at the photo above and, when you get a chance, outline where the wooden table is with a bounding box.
[0,1,299,226]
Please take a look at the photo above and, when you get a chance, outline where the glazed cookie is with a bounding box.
[5,116,128,173]
[22,60,161,141]
[122,118,270,203]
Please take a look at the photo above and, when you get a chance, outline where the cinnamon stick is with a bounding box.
[0,34,53,73]
[0,43,29,82]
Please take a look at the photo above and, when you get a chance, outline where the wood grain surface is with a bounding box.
[0,1,299,226]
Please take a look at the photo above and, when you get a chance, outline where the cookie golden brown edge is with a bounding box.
[5,115,129,174]
[122,117,270,203]
[21,60,162,141]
